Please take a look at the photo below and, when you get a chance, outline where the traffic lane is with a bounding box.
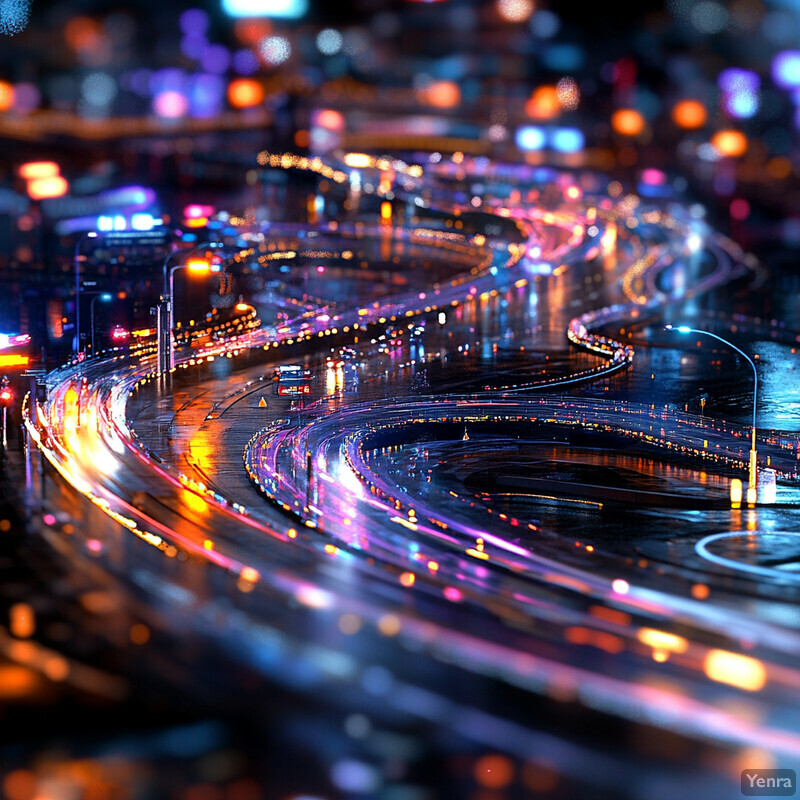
[43,367,800,757]
[38,441,800,764]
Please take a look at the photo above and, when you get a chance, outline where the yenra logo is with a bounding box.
[741,769,796,796]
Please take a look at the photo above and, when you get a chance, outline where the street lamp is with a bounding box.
[665,324,758,502]
[89,293,113,355]
[1,376,12,449]
[161,250,212,372]
[73,231,98,358]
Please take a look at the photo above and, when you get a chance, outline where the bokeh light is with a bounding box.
[529,9,559,38]
[201,44,232,74]
[330,759,380,793]
[234,18,272,44]
[222,0,309,19]
[26,176,69,200]
[228,78,264,108]
[181,32,208,60]
[12,81,40,113]
[551,127,584,152]
[611,108,646,136]
[730,197,751,220]
[711,128,748,156]
[19,161,59,180]
[64,15,112,65]
[232,49,259,75]
[719,67,760,119]
[0,80,14,111]
[515,125,546,151]
[703,649,766,691]
[672,99,708,129]
[81,72,117,108]
[152,90,189,119]
[556,76,580,110]
[316,28,343,55]
[3,768,38,800]
[525,85,560,119]
[0,0,32,36]
[690,1,728,33]
[189,74,225,118]
[719,67,759,94]
[259,35,291,65]
[497,0,535,23]
[772,50,800,89]
[474,754,514,788]
[488,123,507,142]
[64,16,102,51]
[179,8,209,35]
[724,89,759,118]
[417,80,460,108]
[314,108,345,130]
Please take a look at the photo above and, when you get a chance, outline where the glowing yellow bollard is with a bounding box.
[730,478,742,509]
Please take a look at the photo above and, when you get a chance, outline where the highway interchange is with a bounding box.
[21,151,800,796]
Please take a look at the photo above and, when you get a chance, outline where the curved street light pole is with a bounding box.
[666,325,758,499]
[158,249,177,375]
[160,244,216,373]
[167,262,190,372]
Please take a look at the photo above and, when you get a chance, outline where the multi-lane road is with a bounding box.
[20,152,800,796]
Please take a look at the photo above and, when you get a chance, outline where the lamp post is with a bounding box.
[157,251,172,375]
[666,324,758,502]
[0,376,11,450]
[73,231,98,358]
[89,293,113,355]
[160,249,212,373]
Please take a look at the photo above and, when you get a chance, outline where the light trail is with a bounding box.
[26,149,800,763]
